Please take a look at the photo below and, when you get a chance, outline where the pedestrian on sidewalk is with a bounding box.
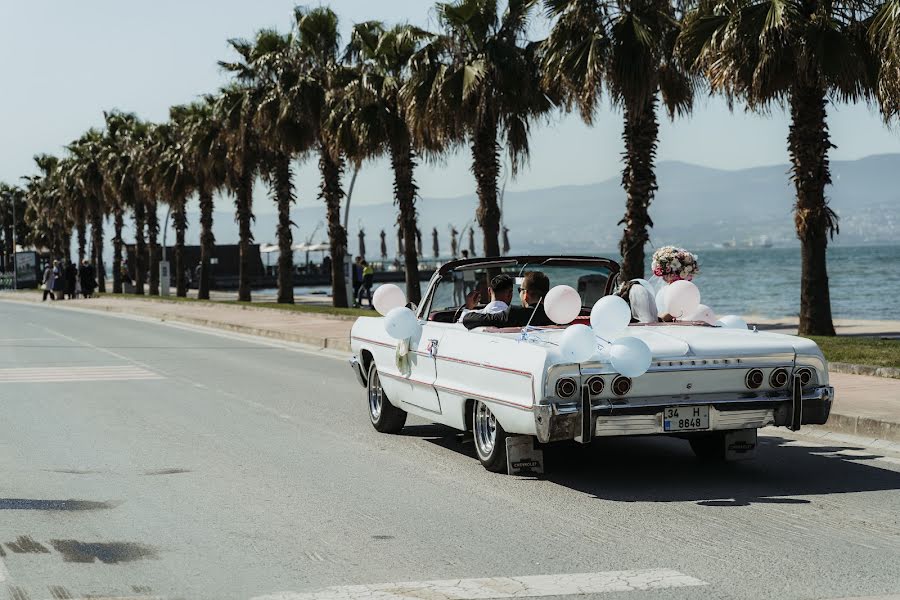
[65,261,77,299]
[352,256,363,303]
[42,260,58,301]
[79,260,96,298]
[355,261,374,308]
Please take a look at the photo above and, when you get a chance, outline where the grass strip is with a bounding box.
[804,335,900,370]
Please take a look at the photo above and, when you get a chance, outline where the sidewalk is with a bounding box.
[2,291,898,443]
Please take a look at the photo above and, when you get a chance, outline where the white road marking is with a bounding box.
[250,569,708,600]
[0,365,162,383]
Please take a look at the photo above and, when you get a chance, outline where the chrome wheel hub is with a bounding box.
[368,370,383,422]
[474,401,497,458]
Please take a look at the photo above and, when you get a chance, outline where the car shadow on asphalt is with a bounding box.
[408,424,900,506]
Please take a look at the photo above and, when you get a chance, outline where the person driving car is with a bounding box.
[463,271,553,329]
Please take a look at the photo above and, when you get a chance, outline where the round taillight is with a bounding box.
[745,369,764,389]
[556,377,577,399]
[586,376,605,396]
[795,368,813,386]
[612,376,632,396]
[769,368,789,388]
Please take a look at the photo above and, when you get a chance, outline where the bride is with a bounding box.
[619,246,701,323]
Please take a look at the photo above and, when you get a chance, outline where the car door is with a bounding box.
[403,321,446,414]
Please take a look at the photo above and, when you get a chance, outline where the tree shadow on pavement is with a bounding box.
[410,425,900,506]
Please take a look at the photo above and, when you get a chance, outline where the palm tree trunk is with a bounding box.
[173,202,187,297]
[113,207,123,294]
[319,146,348,308]
[132,199,146,295]
[272,154,296,305]
[147,199,159,295]
[470,121,502,258]
[789,85,837,336]
[235,172,254,303]
[91,210,105,293]
[199,189,215,300]
[390,130,421,304]
[76,219,87,263]
[618,95,659,281]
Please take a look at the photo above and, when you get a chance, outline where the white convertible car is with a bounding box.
[349,256,833,473]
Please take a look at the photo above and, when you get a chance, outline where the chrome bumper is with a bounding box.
[349,355,367,387]
[533,385,834,444]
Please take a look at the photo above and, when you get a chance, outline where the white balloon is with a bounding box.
[590,295,632,339]
[609,336,653,378]
[384,307,421,340]
[655,286,669,314]
[373,284,406,316]
[665,280,701,319]
[559,324,598,363]
[687,304,717,325]
[716,315,749,330]
[544,285,582,325]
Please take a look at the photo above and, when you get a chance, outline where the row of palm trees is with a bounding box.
[2,0,899,335]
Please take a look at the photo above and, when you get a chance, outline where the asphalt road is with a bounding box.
[1,300,899,600]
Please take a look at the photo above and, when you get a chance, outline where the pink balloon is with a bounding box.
[544,285,582,324]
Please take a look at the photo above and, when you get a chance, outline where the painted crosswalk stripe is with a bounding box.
[0,366,162,383]
[251,568,708,600]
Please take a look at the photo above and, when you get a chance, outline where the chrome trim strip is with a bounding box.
[378,370,534,412]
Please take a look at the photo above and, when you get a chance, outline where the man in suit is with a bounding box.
[462,271,553,329]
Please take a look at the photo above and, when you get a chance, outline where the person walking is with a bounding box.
[52,261,65,299]
[79,259,97,298]
[65,261,77,299]
[355,261,374,308]
[42,260,57,301]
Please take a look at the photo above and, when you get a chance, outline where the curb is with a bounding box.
[89,304,353,353]
[830,362,900,380]
[808,413,900,444]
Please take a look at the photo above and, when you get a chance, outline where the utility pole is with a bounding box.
[159,205,171,296]
[3,191,17,290]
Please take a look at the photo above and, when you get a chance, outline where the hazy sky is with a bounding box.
[2,0,898,215]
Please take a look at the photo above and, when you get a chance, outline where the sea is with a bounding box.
[265,244,900,320]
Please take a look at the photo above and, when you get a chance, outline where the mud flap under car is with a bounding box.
[724,428,758,461]
[506,436,544,476]
[790,373,803,431]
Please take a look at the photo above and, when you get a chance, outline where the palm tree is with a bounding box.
[340,21,436,304]
[290,6,354,307]
[222,29,315,304]
[101,111,148,295]
[0,183,26,274]
[180,97,227,300]
[158,108,197,297]
[57,157,90,266]
[66,129,107,292]
[215,84,262,302]
[403,0,552,259]
[23,154,70,260]
[679,0,877,335]
[870,0,900,119]
[542,0,695,281]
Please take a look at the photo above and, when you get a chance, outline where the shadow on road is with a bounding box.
[409,425,900,506]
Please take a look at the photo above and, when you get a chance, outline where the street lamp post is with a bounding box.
[160,205,171,296]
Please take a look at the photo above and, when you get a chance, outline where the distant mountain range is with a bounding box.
[131,153,900,257]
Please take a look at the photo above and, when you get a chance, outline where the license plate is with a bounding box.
[663,406,710,432]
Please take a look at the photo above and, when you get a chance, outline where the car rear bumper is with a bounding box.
[533,385,834,444]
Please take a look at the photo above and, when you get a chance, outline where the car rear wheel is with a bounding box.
[473,400,508,473]
[367,363,407,434]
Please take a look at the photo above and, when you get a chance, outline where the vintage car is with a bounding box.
[349,256,833,473]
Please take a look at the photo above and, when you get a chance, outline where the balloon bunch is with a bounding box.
[374,284,422,340]
[654,280,748,330]
[543,285,653,377]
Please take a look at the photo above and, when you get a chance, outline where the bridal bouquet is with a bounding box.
[651,246,700,282]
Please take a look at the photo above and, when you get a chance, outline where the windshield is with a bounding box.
[427,260,616,315]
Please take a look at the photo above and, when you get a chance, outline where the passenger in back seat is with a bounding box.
[462,271,553,330]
